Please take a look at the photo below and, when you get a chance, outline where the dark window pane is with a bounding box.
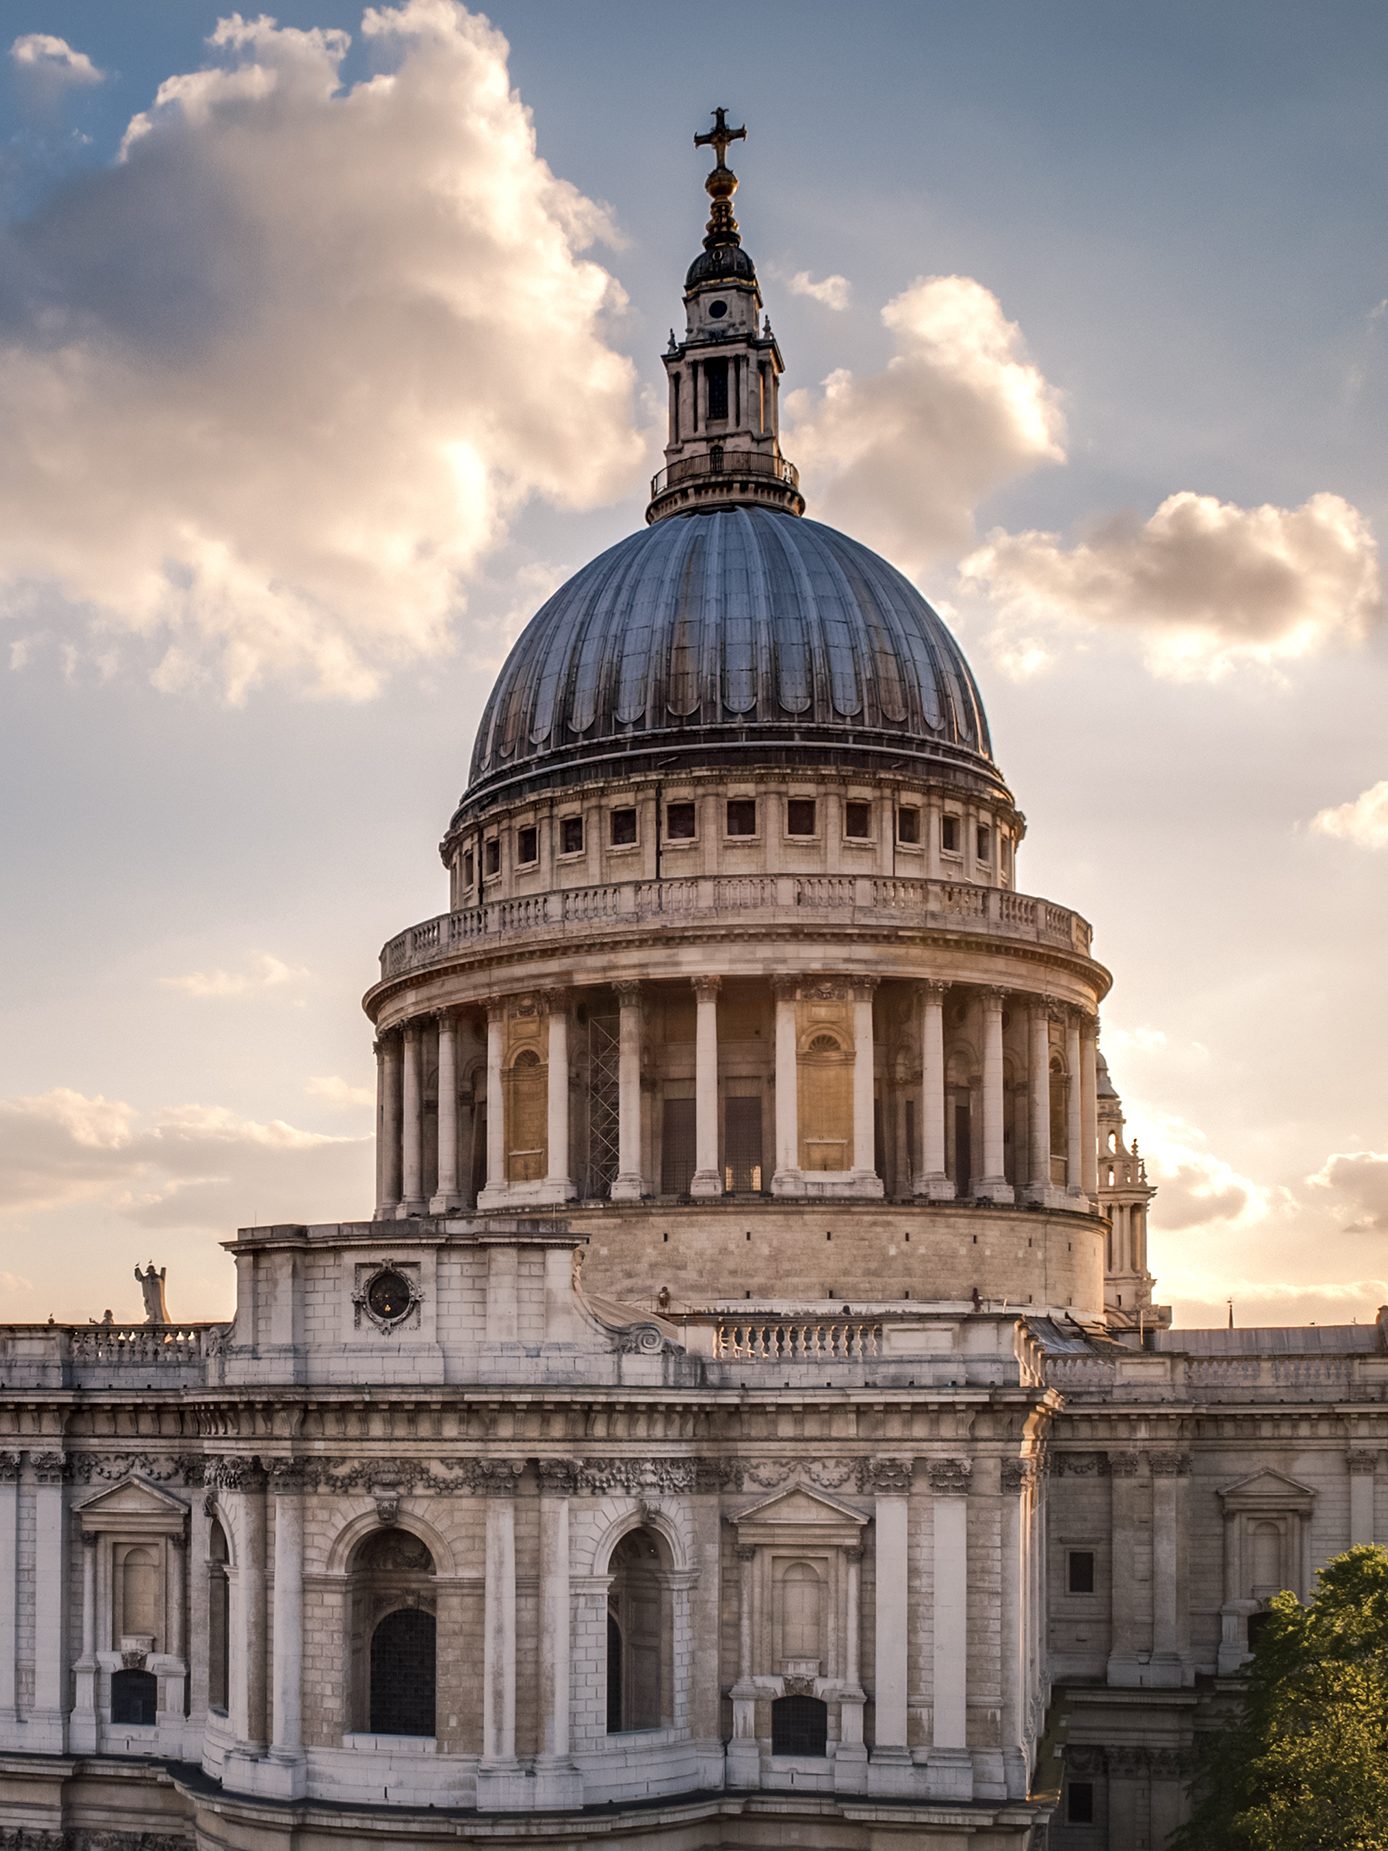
[786,798,817,837]
[844,801,872,839]
[484,837,500,875]
[706,358,729,421]
[516,825,538,865]
[724,1096,763,1195]
[726,798,757,837]
[1067,1780,1095,1825]
[977,824,991,861]
[610,807,638,846]
[771,1694,827,1757]
[560,815,584,855]
[897,806,920,845]
[369,1607,436,1736]
[661,1098,696,1195]
[666,801,697,840]
[941,815,960,854]
[1067,1549,1096,1595]
[462,850,474,890]
[111,1668,158,1726]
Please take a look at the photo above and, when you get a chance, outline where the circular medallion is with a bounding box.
[707,299,729,319]
[366,1267,413,1325]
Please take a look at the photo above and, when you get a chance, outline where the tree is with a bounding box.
[1174,1544,1388,1850]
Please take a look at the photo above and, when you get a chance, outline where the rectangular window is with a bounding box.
[941,814,961,855]
[1066,1780,1096,1826]
[661,1097,696,1195]
[609,806,638,847]
[726,797,757,837]
[844,800,872,840]
[516,824,538,866]
[559,815,584,856]
[786,798,817,837]
[706,357,729,421]
[463,849,475,890]
[1067,1549,1096,1595]
[897,805,921,845]
[484,837,501,877]
[666,800,697,841]
[976,823,992,862]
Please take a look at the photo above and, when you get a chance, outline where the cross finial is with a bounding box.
[694,106,746,171]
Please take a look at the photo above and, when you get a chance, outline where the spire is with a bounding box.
[646,110,803,525]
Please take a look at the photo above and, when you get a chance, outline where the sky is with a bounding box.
[1,1,1386,1328]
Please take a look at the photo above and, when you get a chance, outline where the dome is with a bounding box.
[457,506,1003,822]
[685,243,756,289]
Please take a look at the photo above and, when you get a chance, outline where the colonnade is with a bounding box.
[372,979,1102,1219]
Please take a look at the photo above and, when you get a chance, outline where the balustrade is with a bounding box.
[715,1318,882,1361]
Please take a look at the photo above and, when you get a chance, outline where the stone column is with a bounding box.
[978,989,1012,1204]
[1065,1011,1085,1198]
[868,1461,911,1793]
[1080,1015,1100,1201]
[535,1464,581,1808]
[69,1530,99,1751]
[478,1002,508,1209]
[833,1544,868,1792]
[998,1461,1030,1800]
[1349,1450,1378,1545]
[690,976,722,1197]
[543,996,576,1202]
[399,1019,426,1215]
[430,1012,461,1213]
[928,1458,973,1799]
[229,1469,268,1756]
[1150,1452,1188,1684]
[269,1469,305,1785]
[375,1034,403,1219]
[915,981,952,1199]
[611,981,644,1201]
[1106,1453,1146,1686]
[852,980,885,1195]
[1026,999,1053,1204]
[771,978,801,1195]
[727,1544,760,1787]
[482,1493,517,1767]
[0,1456,17,1734]
[31,1452,67,1751]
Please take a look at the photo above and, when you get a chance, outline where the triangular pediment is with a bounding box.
[75,1475,187,1518]
[1217,1468,1315,1504]
[735,1484,868,1528]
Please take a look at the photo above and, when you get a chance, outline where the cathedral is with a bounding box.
[2,117,1384,1851]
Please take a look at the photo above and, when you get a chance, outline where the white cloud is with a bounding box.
[306,1074,374,1109]
[1308,1149,1388,1235]
[786,270,851,311]
[9,34,104,86]
[161,951,308,999]
[1136,1108,1286,1234]
[0,1086,365,1230]
[961,490,1382,682]
[0,2,644,702]
[784,275,1065,576]
[1311,779,1388,851]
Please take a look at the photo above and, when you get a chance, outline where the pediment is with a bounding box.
[75,1475,188,1528]
[1217,1468,1315,1508]
[734,1485,868,1529]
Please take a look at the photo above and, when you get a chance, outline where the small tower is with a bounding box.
[1096,1052,1171,1332]
[646,109,804,524]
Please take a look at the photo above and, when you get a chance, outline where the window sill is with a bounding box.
[342,1732,438,1755]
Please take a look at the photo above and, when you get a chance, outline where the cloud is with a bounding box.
[0,1086,366,1231]
[305,1074,374,1109]
[1311,779,1388,851]
[9,34,104,87]
[1164,1275,1388,1329]
[784,275,1065,576]
[785,270,851,311]
[0,2,644,702]
[1308,1149,1388,1235]
[161,951,308,999]
[961,490,1382,681]
[1136,1108,1286,1234]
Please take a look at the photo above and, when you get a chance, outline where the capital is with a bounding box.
[692,974,722,999]
[1346,1448,1379,1474]
[771,975,799,1002]
[1001,1458,1035,1493]
[537,1457,581,1496]
[917,979,949,1004]
[979,985,1008,1010]
[485,995,507,1023]
[1107,1450,1141,1477]
[735,1544,757,1563]
[614,979,642,1007]
[927,1457,972,1495]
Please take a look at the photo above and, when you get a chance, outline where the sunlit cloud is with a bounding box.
[785,270,851,311]
[1310,779,1388,851]
[1308,1148,1388,1235]
[160,952,308,999]
[305,1074,374,1110]
[0,2,644,703]
[9,33,105,86]
[785,274,1065,576]
[962,490,1382,682]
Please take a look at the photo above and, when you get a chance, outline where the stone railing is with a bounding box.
[1047,1351,1363,1401]
[649,448,801,499]
[380,875,1093,980]
[0,1322,223,1388]
[714,1317,883,1362]
[66,1324,216,1365]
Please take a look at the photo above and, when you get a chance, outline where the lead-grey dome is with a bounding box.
[456,507,1003,823]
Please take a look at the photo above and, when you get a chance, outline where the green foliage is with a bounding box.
[1173,1545,1388,1850]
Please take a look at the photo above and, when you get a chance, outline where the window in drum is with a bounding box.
[1067,1548,1096,1595]
[560,814,584,856]
[723,1096,764,1194]
[606,1529,668,1731]
[610,806,638,847]
[771,1693,828,1757]
[516,824,538,866]
[661,1097,696,1195]
[370,1608,436,1736]
[976,823,991,862]
[705,357,729,421]
[726,798,757,837]
[844,800,872,840]
[208,1520,231,1712]
[941,814,961,855]
[506,1047,546,1183]
[1066,1780,1096,1826]
[786,798,817,838]
[462,849,475,890]
[484,837,501,877]
[897,805,921,845]
[666,800,697,841]
[111,1667,158,1727]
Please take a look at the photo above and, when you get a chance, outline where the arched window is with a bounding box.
[208,1519,230,1713]
[771,1693,827,1757]
[348,1529,437,1737]
[1049,1056,1068,1185]
[606,1527,670,1732]
[506,1045,546,1183]
[119,1544,159,1643]
[111,1667,158,1727]
[800,1030,851,1172]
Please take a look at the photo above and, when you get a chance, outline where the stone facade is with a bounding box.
[2,118,1384,1851]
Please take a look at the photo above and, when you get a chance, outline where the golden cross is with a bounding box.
[694,107,746,170]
